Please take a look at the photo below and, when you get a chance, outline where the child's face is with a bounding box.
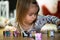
[23,4,38,24]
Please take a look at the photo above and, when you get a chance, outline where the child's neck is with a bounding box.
[23,23,32,27]
[21,23,33,31]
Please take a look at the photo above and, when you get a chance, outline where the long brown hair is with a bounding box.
[16,0,39,25]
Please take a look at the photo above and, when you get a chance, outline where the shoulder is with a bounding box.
[34,15,46,29]
[36,15,47,23]
[37,15,45,19]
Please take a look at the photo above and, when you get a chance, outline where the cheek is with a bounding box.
[25,16,31,20]
[27,17,32,20]
[25,16,35,21]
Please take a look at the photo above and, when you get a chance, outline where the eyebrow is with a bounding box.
[28,11,38,15]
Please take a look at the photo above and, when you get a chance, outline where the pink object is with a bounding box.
[35,33,42,40]
[13,31,19,37]
[10,31,13,37]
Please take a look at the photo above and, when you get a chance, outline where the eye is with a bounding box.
[29,13,33,16]
[34,13,37,15]
[29,13,37,16]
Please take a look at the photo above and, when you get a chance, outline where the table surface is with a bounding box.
[0,28,60,40]
[0,33,60,40]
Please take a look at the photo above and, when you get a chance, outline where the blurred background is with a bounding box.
[0,0,17,19]
[0,0,60,19]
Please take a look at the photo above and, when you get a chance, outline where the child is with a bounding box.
[15,0,60,37]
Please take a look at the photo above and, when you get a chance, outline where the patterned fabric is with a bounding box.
[32,15,60,33]
[34,15,60,29]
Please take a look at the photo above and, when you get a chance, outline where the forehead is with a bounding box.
[28,4,38,13]
[29,4,38,8]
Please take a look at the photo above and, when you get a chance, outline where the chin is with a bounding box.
[28,21,33,24]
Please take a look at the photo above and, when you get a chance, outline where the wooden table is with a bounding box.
[0,28,60,40]
[0,33,60,40]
